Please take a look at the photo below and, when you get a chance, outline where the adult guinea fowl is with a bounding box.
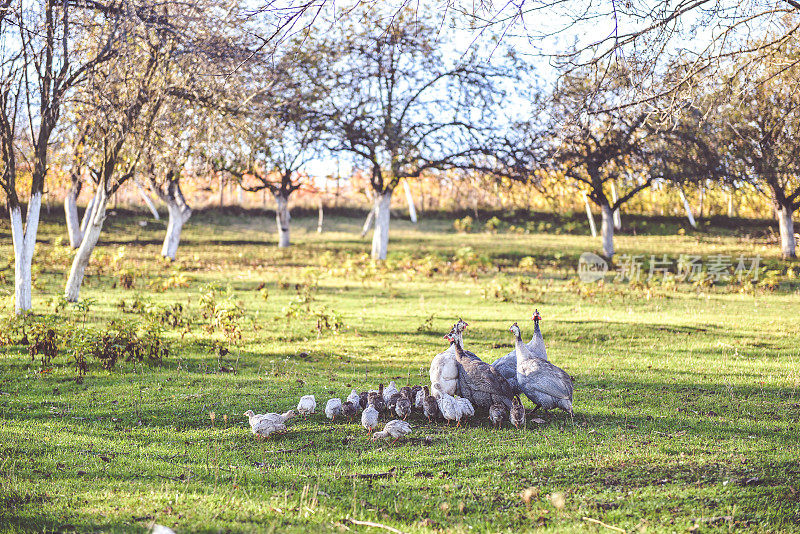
[445,329,514,410]
[492,309,548,392]
[429,319,475,397]
[510,322,573,415]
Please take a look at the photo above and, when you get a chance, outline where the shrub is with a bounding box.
[28,324,58,369]
[485,216,504,232]
[453,215,475,233]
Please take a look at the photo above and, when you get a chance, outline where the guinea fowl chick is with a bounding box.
[368,385,387,414]
[371,419,413,443]
[422,386,439,422]
[346,389,361,413]
[400,386,413,402]
[361,404,379,434]
[383,381,399,403]
[412,386,424,411]
[489,403,507,429]
[297,395,316,416]
[387,392,402,413]
[510,396,526,430]
[455,397,474,427]
[436,389,459,426]
[342,401,358,421]
[395,397,412,420]
[358,391,369,410]
[244,410,295,440]
[325,398,343,421]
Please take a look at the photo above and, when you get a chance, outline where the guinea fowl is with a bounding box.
[297,395,316,416]
[510,396,526,429]
[346,390,361,412]
[414,388,426,412]
[510,322,573,415]
[358,391,369,410]
[244,410,295,439]
[387,392,402,413]
[395,397,412,420]
[489,403,507,429]
[368,385,387,414]
[410,386,423,409]
[361,404,379,434]
[455,396,475,426]
[325,398,343,421]
[492,309,548,391]
[383,381,399,404]
[422,385,440,422]
[342,401,358,421]
[445,329,514,410]
[435,388,459,426]
[371,419,413,443]
[429,319,473,397]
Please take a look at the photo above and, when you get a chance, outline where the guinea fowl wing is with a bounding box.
[518,359,572,400]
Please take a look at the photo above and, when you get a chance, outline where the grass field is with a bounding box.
[1,208,799,533]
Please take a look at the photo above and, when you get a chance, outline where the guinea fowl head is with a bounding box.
[531,309,541,322]
[243,410,255,419]
[509,322,521,338]
[455,318,469,332]
[443,331,455,343]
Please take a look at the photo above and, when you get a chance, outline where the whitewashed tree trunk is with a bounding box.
[371,190,393,260]
[65,188,108,302]
[64,186,83,248]
[581,192,597,237]
[274,193,291,248]
[777,205,796,259]
[162,200,191,260]
[600,202,615,259]
[134,180,160,220]
[403,180,417,223]
[317,199,324,233]
[360,207,375,237]
[80,193,95,235]
[10,192,42,314]
[610,181,622,230]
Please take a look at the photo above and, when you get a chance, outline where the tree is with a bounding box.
[63,0,243,300]
[212,40,328,248]
[714,48,800,258]
[322,7,509,260]
[0,1,117,313]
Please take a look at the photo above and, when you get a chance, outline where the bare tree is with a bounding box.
[712,46,800,258]
[64,0,244,300]
[211,40,328,248]
[0,1,116,313]
[322,6,510,259]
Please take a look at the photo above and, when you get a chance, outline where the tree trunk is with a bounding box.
[600,201,615,259]
[360,207,375,237]
[274,193,291,248]
[65,188,108,302]
[371,190,393,260]
[777,204,796,259]
[162,199,192,260]
[10,192,42,314]
[64,185,83,248]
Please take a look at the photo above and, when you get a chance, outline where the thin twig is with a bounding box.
[583,516,627,533]
[344,467,397,479]
[272,442,315,454]
[346,517,407,534]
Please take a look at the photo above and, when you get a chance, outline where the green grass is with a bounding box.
[0,209,799,533]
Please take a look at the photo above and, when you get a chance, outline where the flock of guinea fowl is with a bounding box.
[244,309,574,443]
